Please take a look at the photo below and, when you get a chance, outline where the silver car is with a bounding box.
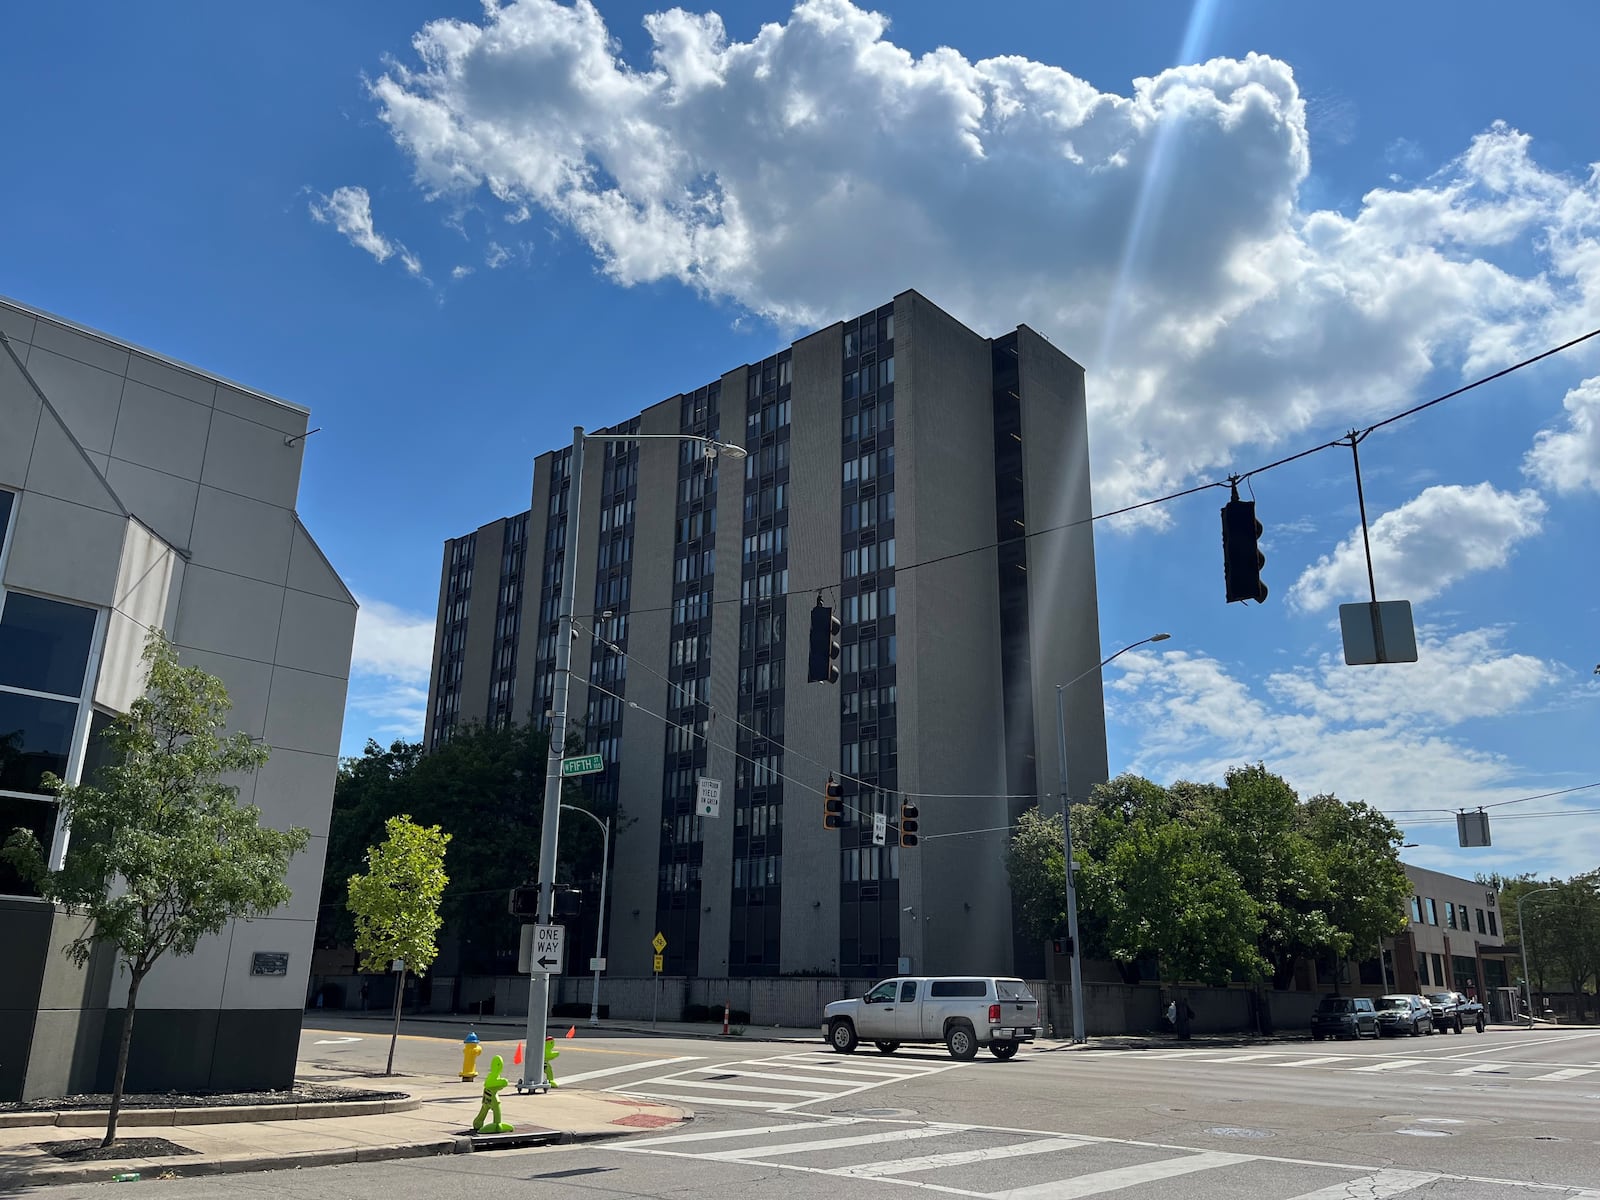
[823,976,1042,1061]
[1374,993,1435,1037]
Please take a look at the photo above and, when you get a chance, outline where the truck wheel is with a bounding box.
[945,1022,978,1061]
[1475,1015,1486,1033]
[829,1020,858,1054]
[875,1041,900,1055]
[1453,1017,1463,1034]
[989,1040,1019,1061]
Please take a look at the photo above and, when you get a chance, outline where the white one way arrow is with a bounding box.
[313,1036,363,1045]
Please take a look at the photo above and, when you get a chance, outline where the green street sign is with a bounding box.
[561,754,605,777]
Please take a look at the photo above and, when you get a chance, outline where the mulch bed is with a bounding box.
[2,1081,405,1114]
[38,1137,198,1162]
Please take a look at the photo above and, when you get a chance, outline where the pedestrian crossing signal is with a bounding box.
[824,776,844,830]
[898,802,919,848]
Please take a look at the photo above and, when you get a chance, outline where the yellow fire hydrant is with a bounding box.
[460,1031,482,1081]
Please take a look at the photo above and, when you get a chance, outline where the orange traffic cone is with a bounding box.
[513,1041,523,1065]
[566,1026,576,1039]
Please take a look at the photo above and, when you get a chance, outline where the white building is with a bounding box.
[0,297,355,1101]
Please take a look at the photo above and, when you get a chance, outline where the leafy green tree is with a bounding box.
[1492,872,1600,1019]
[1004,808,1065,946]
[1299,793,1411,972]
[320,723,607,978]
[347,814,451,1074]
[2,632,309,1146]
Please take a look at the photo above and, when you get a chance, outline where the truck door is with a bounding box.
[856,979,899,1038]
[891,980,921,1039]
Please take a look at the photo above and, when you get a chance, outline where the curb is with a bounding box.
[0,1096,422,1129]
[0,1111,691,1188]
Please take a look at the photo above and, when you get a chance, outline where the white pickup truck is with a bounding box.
[823,976,1042,1060]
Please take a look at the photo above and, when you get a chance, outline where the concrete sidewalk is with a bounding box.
[0,1067,691,1190]
[371,1011,824,1044]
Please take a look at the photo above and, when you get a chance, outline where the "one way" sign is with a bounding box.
[519,922,566,975]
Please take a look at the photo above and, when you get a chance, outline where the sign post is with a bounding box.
[652,932,667,1029]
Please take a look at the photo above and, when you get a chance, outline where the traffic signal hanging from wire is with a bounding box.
[823,775,843,830]
[1221,486,1268,604]
[898,801,919,848]
[808,597,841,683]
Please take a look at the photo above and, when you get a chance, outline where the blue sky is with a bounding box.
[3,0,1597,882]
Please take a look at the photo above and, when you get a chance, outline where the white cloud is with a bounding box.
[485,242,511,269]
[368,0,1600,520]
[452,264,475,279]
[309,184,427,278]
[1106,640,1593,876]
[351,594,436,681]
[1524,375,1600,494]
[1287,483,1546,612]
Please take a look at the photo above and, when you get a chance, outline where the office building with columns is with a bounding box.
[0,297,355,1101]
[424,290,1105,982]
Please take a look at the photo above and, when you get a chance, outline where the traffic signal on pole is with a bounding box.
[898,801,919,848]
[824,775,844,830]
[807,599,841,683]
[1221,491,1268,604]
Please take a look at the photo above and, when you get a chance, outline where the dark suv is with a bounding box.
[1311,995,1378,1040]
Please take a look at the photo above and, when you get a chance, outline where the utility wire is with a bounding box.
[569,324,1600,625]
[1383,781,1600,816]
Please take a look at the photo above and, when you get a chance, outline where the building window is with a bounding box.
[1487,911,1498,936]
[1416,953,1429,985]
[1476,908,1486,934]
[1431,953,1445,985]
[1445,901,1456,929]
[1425,898,1438,925]
[1410,896,1422,922]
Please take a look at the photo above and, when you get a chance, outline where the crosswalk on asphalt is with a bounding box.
[609,1116,1600,1199]
[1084,1047,1600,1082]
[599,1049,963,1112]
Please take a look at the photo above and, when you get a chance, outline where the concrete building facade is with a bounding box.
[424,290,1106,984]
[0,297,355,1101]
[1386,863,1511,1007]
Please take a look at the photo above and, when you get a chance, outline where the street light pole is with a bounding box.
[561,804,610,1027]
[1054,632,1171,1045]
[1516,885,1561,1030]
[522,425,745,1090]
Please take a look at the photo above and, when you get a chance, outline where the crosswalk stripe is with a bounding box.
[1451,1062,1510,1075]
[704,1126,953,1161]
[611,1090,787,1109]
[1532,1067,1594,1081]
[764,1060,941,1078]
[838,1136,1093,1178]
[1349,1059,1424,1072]
[775,1053,951,1074]
[704,1068,900,1086]
[1270,1056,1351,1068]
[559,1056,702,1084]
[649,1078,832,1098]
[616,1120,858,1147]
[1279,1168,1441,1198]
[984,1150,1250,1198]
[1198,1053,1282,1063]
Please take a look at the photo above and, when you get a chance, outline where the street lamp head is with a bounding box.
[1149,633,1171,643]
[708,440,748,461]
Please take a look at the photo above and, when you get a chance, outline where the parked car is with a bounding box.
[1423,989,1487,1033]
[823,977,1042,1060]
[1311,995,1378,1040]
[1374,994,1435,1037]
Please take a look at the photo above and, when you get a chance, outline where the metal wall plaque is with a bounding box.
[250,951,290,977]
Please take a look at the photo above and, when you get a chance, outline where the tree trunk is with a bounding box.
[103,971,142,1148]
[386,970,404,1076]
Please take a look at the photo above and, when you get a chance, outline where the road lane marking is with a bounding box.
[984,1150,1250,1199]
[1349,1059,1425,1072]
[704,1068,897,1086]
[612,1091,786,1109]
[1281,1168,1440,1198]
[1532,1068,1595,1081]
[558,1056,702,1084]
[840,1137,1093,1178]
[312,1036,362,1045]
[704,1126,952,1160]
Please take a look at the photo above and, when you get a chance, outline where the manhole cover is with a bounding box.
[1395,1129,1451,1137]
[847,1108,917,1118]
[1207,1127,1273,1139]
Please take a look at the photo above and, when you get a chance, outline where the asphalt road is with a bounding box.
[33,1022,1600,1198]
